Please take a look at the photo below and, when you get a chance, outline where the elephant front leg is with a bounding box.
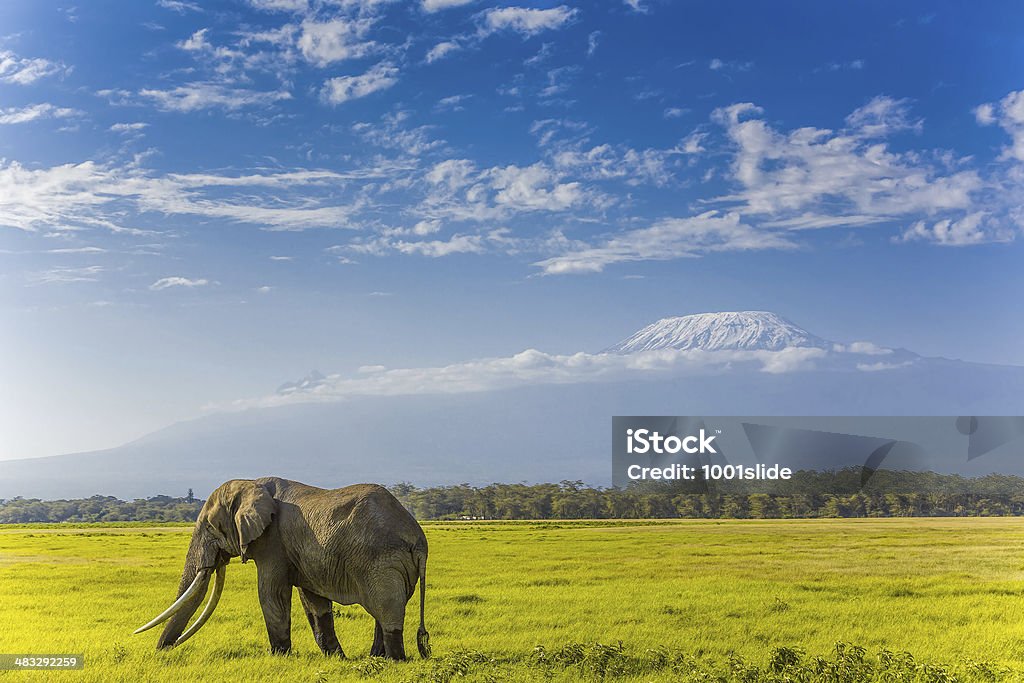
[298,588,345,657]
[257,571,293,654]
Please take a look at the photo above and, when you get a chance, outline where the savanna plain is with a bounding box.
[0,518,1022,682]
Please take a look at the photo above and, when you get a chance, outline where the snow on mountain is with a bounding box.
[604,311,833,354]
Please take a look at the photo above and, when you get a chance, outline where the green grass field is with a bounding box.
[1,519,1023,681]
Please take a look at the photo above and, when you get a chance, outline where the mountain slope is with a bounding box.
[2,313,1022,499]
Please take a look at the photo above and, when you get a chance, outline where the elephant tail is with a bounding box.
[415,547,431,659]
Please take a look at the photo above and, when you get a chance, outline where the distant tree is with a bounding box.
[186,488,195,503]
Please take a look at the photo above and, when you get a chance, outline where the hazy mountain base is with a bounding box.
[3,357,1023,500]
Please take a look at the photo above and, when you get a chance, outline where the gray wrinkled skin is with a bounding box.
[154,477,430,660]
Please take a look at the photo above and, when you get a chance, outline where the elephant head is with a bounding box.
[134,480,276,648]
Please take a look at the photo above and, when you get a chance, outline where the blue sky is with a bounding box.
[2,0,1023,459]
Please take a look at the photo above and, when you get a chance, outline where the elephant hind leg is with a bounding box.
[383,627,406,661]
[369,621,385,657]
[298,588,345,657]
[378,600,407,660]
[365,573,409,660]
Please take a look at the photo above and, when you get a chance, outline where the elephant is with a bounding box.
[134,477,430,660]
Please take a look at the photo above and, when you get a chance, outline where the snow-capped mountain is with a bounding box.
[604,311,832,354]
[4,310,1022,499]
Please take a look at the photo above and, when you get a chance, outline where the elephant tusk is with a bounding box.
[173,565,225,647]
[133,568,212,634]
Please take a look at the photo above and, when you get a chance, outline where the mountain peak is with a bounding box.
[276,370,328,396]
[604,311,830,354]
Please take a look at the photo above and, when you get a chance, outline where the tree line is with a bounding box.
[389,470,1024,520]
[0,494,203,524]
[2,470,1024,523]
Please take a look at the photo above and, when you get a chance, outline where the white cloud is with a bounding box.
[341,224,570,260]
[974,103,996,126]
[28,265,105,285]
[711,100,983,229]
[895,212,1011,246]
[479,6,578,37]
[0,161,133,233]
[539,65,579,97]
[436,94,469,111]
[157,0,203,12]
[975,89,1024,161]
[138,82,292,112]
[0,103,79,125]
[623,0,647,13]
[678,131,706,154]
[530,117,590,147]
[816,59,865,73]
[426,158,476,189]
[396,234,483,256]
[46,246,107,254]
[321,62,398,104]
[833,341,893,356]
[550,141,692,187]
[844,95,921,137]
[247,0,306,10]
[426,41,461,63]
[298,18,376,66]
[422,0,475,11]
[0,49,68,85]
[709,58,752,72]
[488,163,584,211]
[0,159,373,234]
[167,26,293,81]
[150,276,210,290]
[534,211,796,275]
[234,345,830,408]
[412,219,441,235]
[419,158,592,223]
[535,116,702,188]
[178,28,211,51]
[351,110,445,155]
[109,122,149,133]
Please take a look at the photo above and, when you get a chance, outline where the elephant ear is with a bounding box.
[234,482,276,563]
